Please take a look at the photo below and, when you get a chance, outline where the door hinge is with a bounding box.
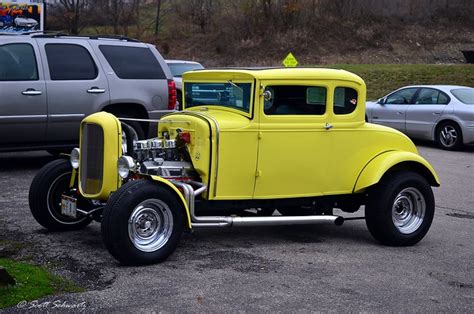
[258,132,263,139]
[255,170,262,177]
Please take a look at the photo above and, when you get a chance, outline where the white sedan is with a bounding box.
[14,16,38,28]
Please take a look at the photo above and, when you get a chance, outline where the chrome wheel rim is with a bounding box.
[128,199,173,252]
[392,187,426,234]
[440,125,458,148]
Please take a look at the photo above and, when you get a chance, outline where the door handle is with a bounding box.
[397,111,403,115]
[433,112,441,115]
[87,87,106,94]
[21,89,42,96]
[324,123,333,130]
[373,116,379,119]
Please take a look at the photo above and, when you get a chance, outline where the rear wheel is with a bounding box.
[29,159,92,231]
[101,180,185,265]
[365,171,434,246]
[436,122,463,150]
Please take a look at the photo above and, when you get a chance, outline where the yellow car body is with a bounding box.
[30,68,440,265]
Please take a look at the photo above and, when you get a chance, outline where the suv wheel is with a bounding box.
[365,171,434,246]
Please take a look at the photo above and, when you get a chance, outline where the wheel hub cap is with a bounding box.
[440,126,457,147]
[392,187,426,234]
[128,199,174,252]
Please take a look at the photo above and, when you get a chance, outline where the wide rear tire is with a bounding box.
[29,159,92,231]
[101,180,185,265]
[365,171,435,246]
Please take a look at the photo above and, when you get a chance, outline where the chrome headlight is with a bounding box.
[70,148,80,169]
[118,156,136,179]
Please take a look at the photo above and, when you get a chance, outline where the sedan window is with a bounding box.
[414,88,449,105]
[386,88,418,104]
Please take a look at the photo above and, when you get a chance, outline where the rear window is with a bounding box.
[99,45,165,79]
[45,44,97,80]
[168,63,203,77]
[451,88,474,104]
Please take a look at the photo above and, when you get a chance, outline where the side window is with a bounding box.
[437,91,450,104]
[386,88,418,104]
[0,43,38,81]
[334,87,358,114]
[99,45,165,79]
[415,88,440,104]
[264,85,326,115]
[45,44,97,80]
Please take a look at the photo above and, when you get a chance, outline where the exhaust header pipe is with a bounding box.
[171,181,344,229]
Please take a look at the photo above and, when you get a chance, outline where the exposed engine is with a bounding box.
[120,129,197,180]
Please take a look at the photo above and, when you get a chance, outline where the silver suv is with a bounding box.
[0,33,176,153]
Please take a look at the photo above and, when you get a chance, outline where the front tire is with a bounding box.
[29,159,92,231]
[365,171,434,246]
[101,180,185,265]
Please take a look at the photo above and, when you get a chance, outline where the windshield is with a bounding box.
[184,82,253,113]
[168,63,203,77]
[451,88,474,104]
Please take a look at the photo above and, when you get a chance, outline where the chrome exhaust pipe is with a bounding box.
[171,181,344,228]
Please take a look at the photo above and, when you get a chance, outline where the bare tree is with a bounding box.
[49,0,90,34]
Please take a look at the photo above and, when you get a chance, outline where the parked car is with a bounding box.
[14,15,38,28]
[29,68,439,265]
[165,59,204,107]
[366,85,474,150]
[0,32,177,153]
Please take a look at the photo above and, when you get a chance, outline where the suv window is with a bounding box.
[415,88,449,105]
[99,45,165,79]
[264,86,326,115]
[386,88,418,104]
[334,87,358,114]
[0,43,38,81]
[45,44,97,80]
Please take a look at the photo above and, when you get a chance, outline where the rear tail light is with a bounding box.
[168,79,177,110]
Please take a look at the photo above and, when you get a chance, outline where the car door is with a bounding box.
[0,39,47,146]
[370,88,419,132]
[254,82,332,198]
[405,88,449,140]
[36,39,110,144]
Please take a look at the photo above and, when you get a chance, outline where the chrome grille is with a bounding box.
[80,123,104,195]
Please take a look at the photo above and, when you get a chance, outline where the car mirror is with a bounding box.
[377,97,386,105]
[263,90,273,102]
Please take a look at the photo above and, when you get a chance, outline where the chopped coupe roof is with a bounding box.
[183,67,365,84]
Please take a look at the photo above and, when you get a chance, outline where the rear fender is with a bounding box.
[149,176,192,229]
[353,151,440,193]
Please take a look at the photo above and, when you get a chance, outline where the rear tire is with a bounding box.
[29,159,92,231]
[436,122,463,150]
[365,171,434,246]
[101,180,185,265]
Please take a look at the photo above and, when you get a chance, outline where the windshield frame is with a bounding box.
[183,80,255,118]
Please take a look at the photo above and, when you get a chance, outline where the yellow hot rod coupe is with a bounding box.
[29,68,440,265]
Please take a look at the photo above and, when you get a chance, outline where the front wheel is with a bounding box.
[365,171,435,246]
[29,159,93,231]
[101,180,185,265]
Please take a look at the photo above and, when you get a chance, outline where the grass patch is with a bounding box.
[328,64,474,100]
[0,258,83,309]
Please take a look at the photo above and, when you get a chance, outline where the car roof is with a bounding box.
[183,67,364,84]
[165,59,202,65]
[397,85,472,93]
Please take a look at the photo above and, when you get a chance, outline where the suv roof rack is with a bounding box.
[30,32,140,42]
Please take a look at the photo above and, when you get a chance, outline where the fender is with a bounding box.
[149,176,192,229]
[353,151,440,193]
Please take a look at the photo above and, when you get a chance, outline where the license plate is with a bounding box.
[61,195,77,218]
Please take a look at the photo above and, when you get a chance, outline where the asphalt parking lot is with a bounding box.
[0,143,473,312]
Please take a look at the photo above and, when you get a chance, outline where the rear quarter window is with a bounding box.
[99,45,165,79]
